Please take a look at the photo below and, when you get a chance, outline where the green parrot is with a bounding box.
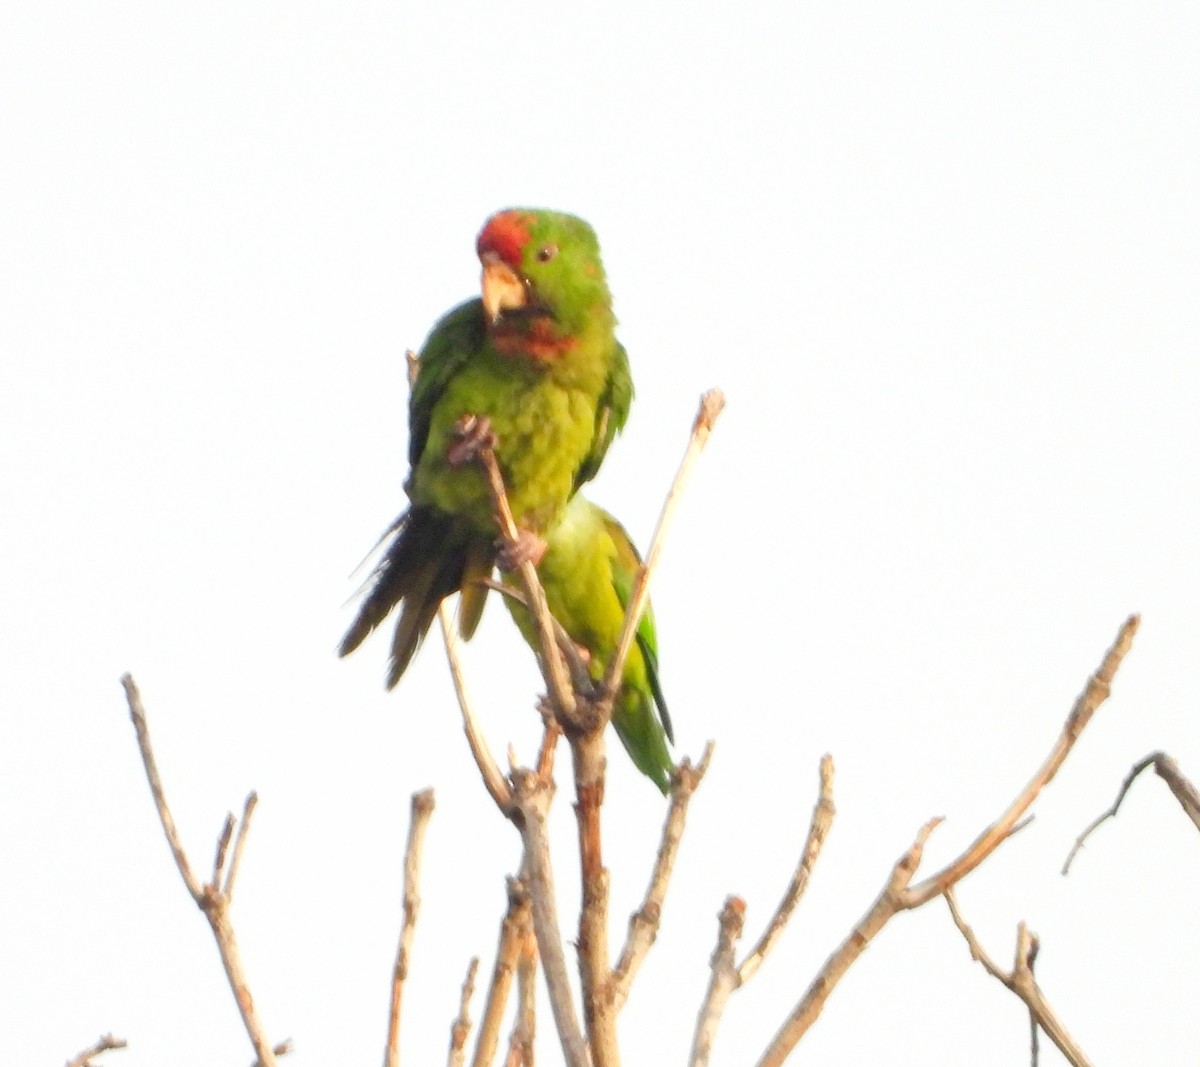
[341,209,632,687]
[505,494,674,793]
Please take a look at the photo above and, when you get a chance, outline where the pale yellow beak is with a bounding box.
[480,255,528,322]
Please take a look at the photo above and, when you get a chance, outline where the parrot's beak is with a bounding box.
[480,254,528,323]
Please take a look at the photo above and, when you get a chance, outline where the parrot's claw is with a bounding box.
[496,529,547,571]
[447,414,497,467]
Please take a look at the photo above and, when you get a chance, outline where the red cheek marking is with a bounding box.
[477,211,533,269]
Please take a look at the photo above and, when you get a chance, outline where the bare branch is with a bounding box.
[904,613,1140,906]
[689,896,746,1067]
[385,788,437,1067]
[569,730,616,1067]
[613,744,714,1011]
[251,1040,295,1067]
[504,901,538,1067]
[599,390,725,715]
[65,1034,127,1067]
[439,606,515,816]
[225,792,259,900]
[121,674,281,1067]
[471,879,530,1067]
[1064,750,1200,873]
[464,431,576,720]
[447,958,480,1067]
[754,818,940,1067]
[512,770,591,1067]
[686,753,834,1065]
[753,614,1140,1066]
[123,674,203,900]
[739,754,836,985]
[944,891,1093,1067]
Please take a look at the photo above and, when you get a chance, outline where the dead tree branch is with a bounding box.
[121,674,284,1067]
[384,789,436,1067]
[504,901,539,1067]
[471,878,531,1067]
[598,389,725,716]
[512,769,591,1067]
[753,613,1139,1067]
[65,1034,127,1067]
[613,743,715,1011]
[945,890,1093,1067]
[690,756,836,1067]
[1063,750,1200,873]
[447,959,480,1067]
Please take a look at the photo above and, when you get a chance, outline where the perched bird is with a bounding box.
[341,209,632,686]
[505,494,674,793]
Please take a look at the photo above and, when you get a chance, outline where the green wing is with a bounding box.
[604,511,673,744]
[408,299,487,469]
[573,341,633,493]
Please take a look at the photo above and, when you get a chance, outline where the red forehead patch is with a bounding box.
[476,211,532,268]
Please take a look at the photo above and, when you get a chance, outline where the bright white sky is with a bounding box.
[2,3,1198,1065]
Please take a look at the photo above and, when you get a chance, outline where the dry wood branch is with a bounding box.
[447,958,480,1067]
[385,789,436,1067]
[754,818,940,1067]
[512,770,591,1067]
[439,606,515,816]
[753,614,1139,1067]
[944,891,1093,1067]
[613,743,714,1011]
[224,793,259,900]
[65,1033,127,1067]
[121,674,281,1067]
[504,905,538,1067]
[739,754,835,985]
[599,389,725,716]
[905,613,1140,905]
[471,879,531,1067]
[1063,750,1200,873]
[686,754,834,1066]
[569,729,616,1067]
[690,896,747,1067]
[465,434,576,721]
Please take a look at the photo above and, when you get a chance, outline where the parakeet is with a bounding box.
[341,209,632,686]
[505,494,674,793]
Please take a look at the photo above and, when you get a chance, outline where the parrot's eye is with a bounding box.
[536,243,558,263]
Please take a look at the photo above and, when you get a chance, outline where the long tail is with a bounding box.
[340,507,493,688]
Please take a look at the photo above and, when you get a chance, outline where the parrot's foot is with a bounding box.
[496,528,547,571]
[447,414,496,467]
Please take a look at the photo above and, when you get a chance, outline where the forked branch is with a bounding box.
[121,674,284,1067]
[753,614,1139,1067]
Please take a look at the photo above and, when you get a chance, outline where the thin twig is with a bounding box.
[613,743,715,1011]
[739,754,836,985]
[504,900,538,1067]
[251,1040,295,1067]
[944,891,1093,1067]
[599,389,725,715]
[65,1034,127,1067]
[512,770,591,1067]
[439,606,515,815]
[688,756,836,1067]
[471,879,530,1067]
[904,613,1139,905]
[224,792,259,900]
[121,674,281,1067]
[753,614,1139,1067]
[690,897,746,1067]
[384,789,437,1067]
[1063,750,1200,873]
[447,958,480,1067]
[470,439,576,719]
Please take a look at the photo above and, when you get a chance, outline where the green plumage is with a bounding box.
[341,209,631,686]
[505,495,674,793]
